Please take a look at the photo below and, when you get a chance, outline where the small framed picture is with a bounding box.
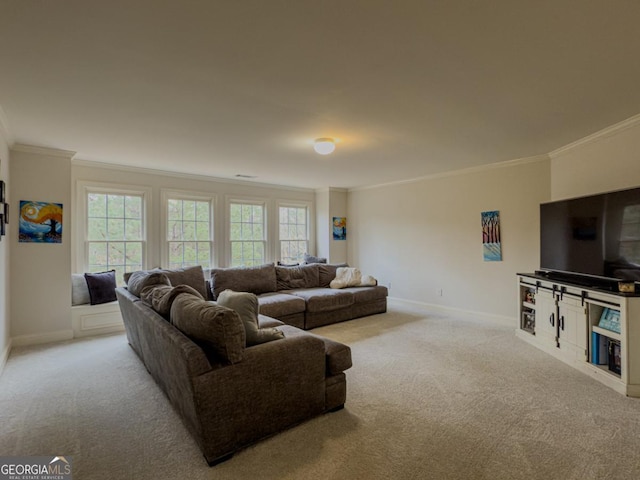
[3,202,8,224]
[0,213,4,236]
[0,180,4,203]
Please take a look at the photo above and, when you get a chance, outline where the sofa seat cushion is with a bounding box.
[258,292,306,318]
[278,325,352,375]
[286,288,354,313]
[258,315,284,328]
[170,292,245,364]
[344,285,389,303]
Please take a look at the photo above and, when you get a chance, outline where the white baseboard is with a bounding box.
[12,329,74,347]
[388,296,514,326]
[10,305,124,349]
[0,338,12,376]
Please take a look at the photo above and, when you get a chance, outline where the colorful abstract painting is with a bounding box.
[19,200,63,243]
[481,210,501,261]
[333,217,346,241]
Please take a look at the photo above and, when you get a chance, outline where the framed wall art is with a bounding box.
[19,200,63,243]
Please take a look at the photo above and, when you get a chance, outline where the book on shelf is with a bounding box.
[598,308,621,334]
[591,332,609,365]
[608,339,621,375]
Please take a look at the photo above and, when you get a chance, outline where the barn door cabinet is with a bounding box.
[516,273,640,397]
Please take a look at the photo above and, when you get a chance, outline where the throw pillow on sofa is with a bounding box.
[217,290,284,346]
[140,284,204,318]
[127,271,172,297]
[170,292,246,364]
[330,267,378,289]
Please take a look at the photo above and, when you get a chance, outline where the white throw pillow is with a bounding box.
[71,273,91,306]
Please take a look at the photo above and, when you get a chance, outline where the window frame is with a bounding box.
[226,196,268,267]
[161,189,216,270]
[276,201,311,264]
[75,181,152,282]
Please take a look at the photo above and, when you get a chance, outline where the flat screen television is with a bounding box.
[540,187,640,285]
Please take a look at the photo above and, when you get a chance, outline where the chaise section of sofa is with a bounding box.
[209,263,387,329]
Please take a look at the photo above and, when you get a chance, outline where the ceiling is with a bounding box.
[1,1,639,189]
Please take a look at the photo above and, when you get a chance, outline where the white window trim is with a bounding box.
[275,200,314,263]
[160,189,217,269]
[225,195,269,267]
[74,180,152,275]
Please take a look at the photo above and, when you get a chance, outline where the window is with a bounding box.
[279,205,309,264]
[229,201,266,267]
[86,191,145,282]
[166,196,213,269]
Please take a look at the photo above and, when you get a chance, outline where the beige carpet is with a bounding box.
[2,301,640,480]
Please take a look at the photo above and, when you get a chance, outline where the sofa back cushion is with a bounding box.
[170,293,245,364]
[318,263,349,288]
[275,264,320,290]
[211,263,277,299]
[125,266,208,299]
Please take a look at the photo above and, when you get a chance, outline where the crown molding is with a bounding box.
[549,113,640,159]
[0,105,15,146]
[314,187,348,194]
[12,143,76,159]
[71,158,315,193]
[349,154,550,192]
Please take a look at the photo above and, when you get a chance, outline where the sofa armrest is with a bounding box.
[277,325,352,375]
[191,334,327,463]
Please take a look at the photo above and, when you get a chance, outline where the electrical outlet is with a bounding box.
[388,282,392,291]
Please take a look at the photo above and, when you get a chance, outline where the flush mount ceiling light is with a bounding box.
[313,138,336,155]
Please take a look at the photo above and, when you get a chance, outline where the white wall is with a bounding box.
[315,188,348,264]
[315,189,330,259]
[10,146,73,345]
[0,113,11,372]
[348,157,551,319]
[550,115,640,200]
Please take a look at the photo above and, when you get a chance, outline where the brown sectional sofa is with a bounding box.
[116,268,353,466]
[210,263,388,329]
